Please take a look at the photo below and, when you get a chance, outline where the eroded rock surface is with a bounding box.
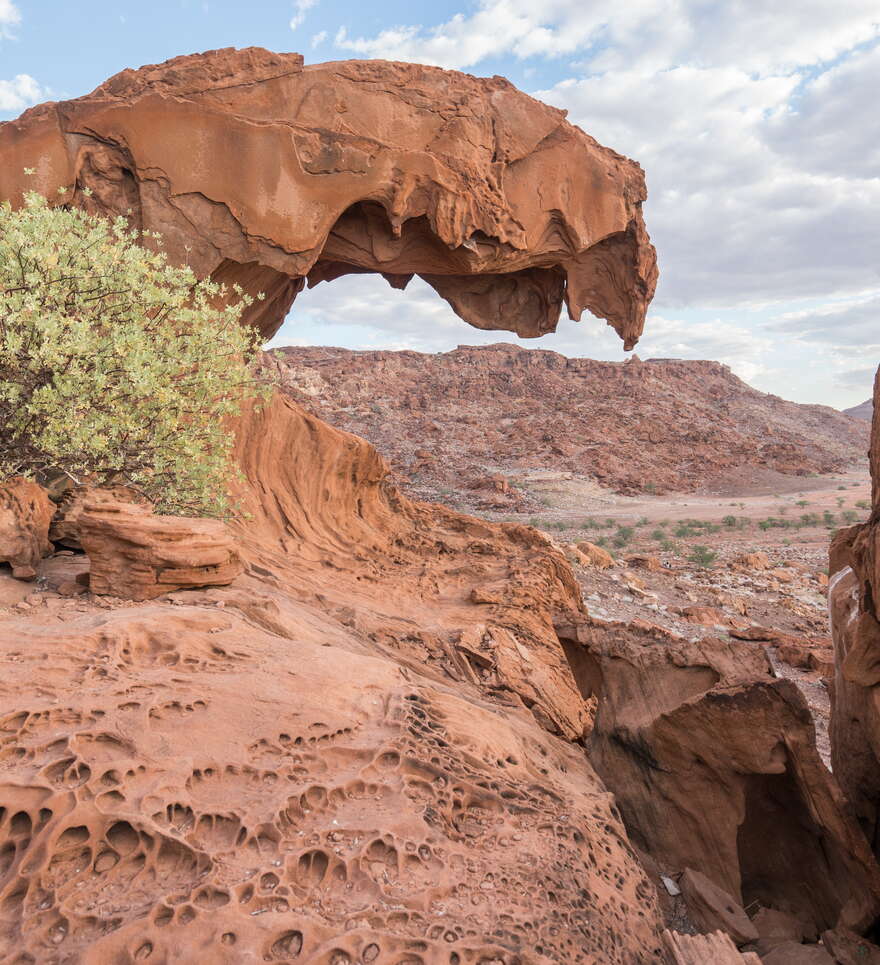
[0,394,668,962]
[0,47,657,348]
[0,477,53,580]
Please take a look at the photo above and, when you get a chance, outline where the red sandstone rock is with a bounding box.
[0,392,669,961]
[679,867,758,945]
[0,477,53,579]
[555,616,880,936]
[681,604,725,626]
[78,495,243,601]
[761,942,833,964]
[0,48,657,349]
[574,540,616,569]
[821,927,880,964]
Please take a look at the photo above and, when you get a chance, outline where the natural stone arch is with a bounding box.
[0,46,658,348]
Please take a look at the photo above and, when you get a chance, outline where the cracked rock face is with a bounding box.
[0,46,657,348]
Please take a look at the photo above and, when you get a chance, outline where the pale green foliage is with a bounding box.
[0,189,266,515]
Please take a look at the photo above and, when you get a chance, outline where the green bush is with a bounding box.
[0,187,264,515]
[612,525,635,548]
[688,544,717,567]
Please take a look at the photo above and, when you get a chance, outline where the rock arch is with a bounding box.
[0,46,657,348]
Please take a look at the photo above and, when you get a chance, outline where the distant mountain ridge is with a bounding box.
[845,398,873,421]
[266,343,868,496]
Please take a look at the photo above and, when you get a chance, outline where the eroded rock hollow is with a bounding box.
[0,46,657,348]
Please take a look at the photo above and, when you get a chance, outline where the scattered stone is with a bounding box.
[679,867,758,945]
[759,941,833,964]
[660,874,681,896]
[821,927,880,964]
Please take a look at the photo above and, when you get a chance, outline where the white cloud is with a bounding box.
[0,74,45,113]
[0,0,20,38]
[310,30,327,49]
[534,60,880,308]
[314,2,880,407]
[289,0,317,31]
[333,1,880,74]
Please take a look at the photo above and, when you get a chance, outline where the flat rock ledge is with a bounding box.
[78,494,242,600]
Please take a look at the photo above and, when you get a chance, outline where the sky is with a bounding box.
[1,1,878,409]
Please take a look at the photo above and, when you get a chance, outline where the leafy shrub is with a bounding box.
[612,525,634,548]
[0,188,264,515]
[722,515,737,527]
[688,545,717,567]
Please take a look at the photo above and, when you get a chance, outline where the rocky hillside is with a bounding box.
[267,343,868,498]
[845,398,873,420]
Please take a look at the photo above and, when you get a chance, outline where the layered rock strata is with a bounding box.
[78,494,243,600]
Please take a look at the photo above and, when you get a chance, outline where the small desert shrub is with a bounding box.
[823,511,837,528]
[857,500,870,510]
[0,187,264,515]
[722,514,737,527]
[612,525,635,548]
[842,510,859,523]
[688,545,717,567]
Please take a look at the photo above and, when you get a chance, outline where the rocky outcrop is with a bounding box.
[828,369,880,858]
[555,616,880,938]
[0,47,657,349]
[0,477,53,579]
[78,494,243,600]
[0,393,668,962]
[268,344,867,496]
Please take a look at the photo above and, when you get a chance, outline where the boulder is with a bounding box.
[574,541,616,569]
[679,867,758,945]
[821,927,880,964]
[627,554,662,571]
[752,907,811,953]
[663,930,762,964]
[681,604,725,626]
[760,942,833,964]
[0,477,53,579]
[735,551,771,571]
[49,483,143,549]
[78,495,243,601]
